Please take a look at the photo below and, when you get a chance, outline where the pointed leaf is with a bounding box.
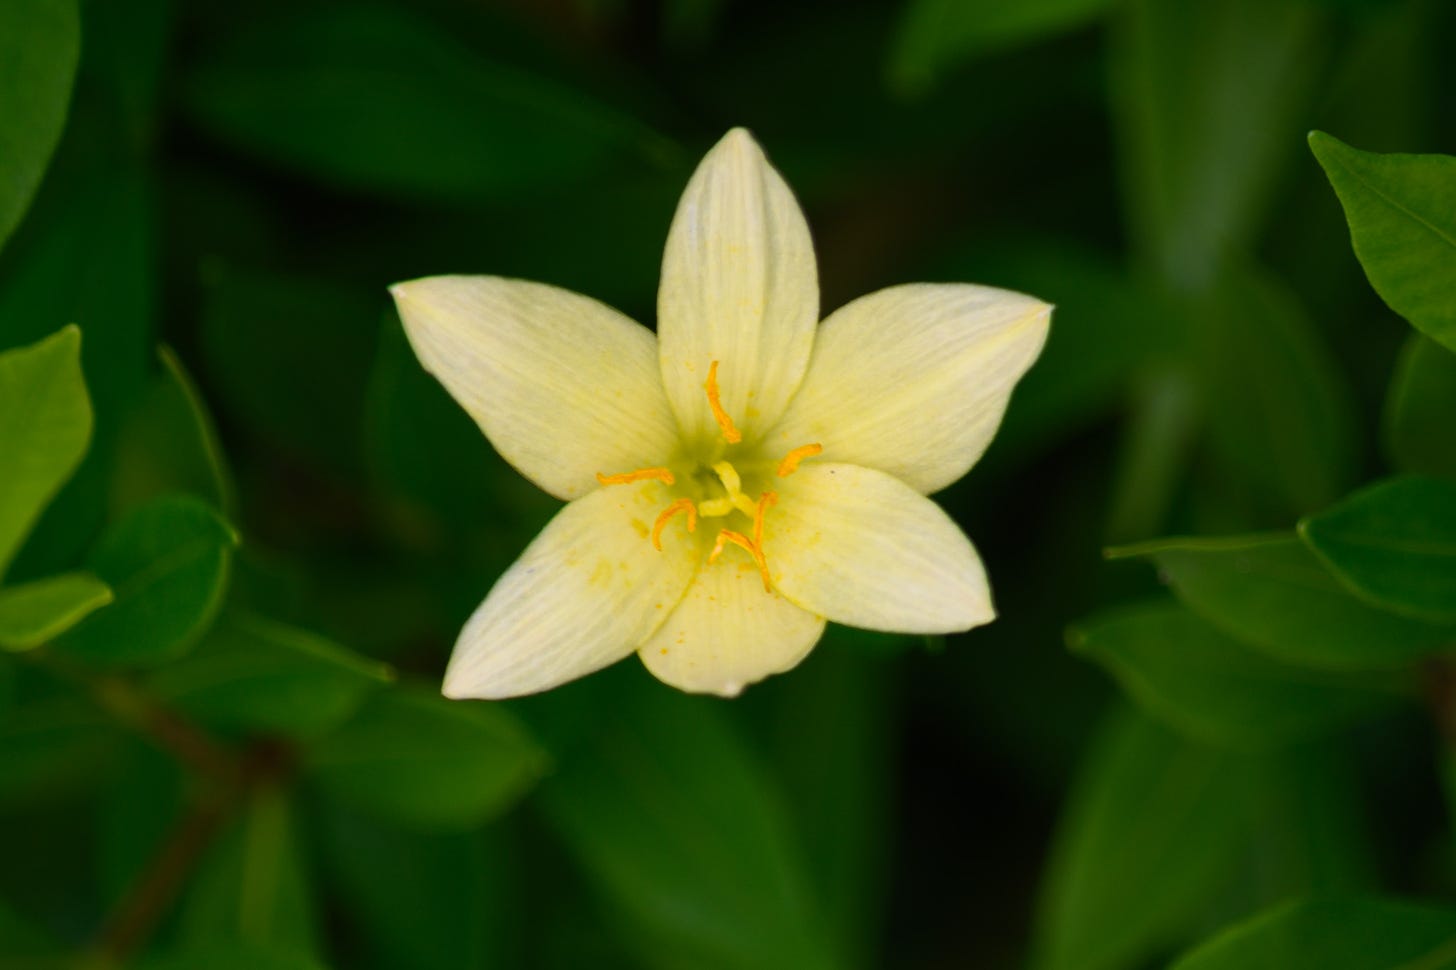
[0,571,111,651]
[1071,601,1406,748]
[0,0,79,249]
[55,495,238,666]
[1301,476,1456,622]
[304,686,546,830]
[1111,535,1456,670]
[1309,132,1456,351]
[0,326,90,578]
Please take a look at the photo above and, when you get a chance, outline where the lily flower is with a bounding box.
[392,129,1050,699]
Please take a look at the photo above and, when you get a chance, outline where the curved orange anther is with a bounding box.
[651,499,698,551]
[703,360,743,444]
[776,443,822,477]
[708,528,772,593]
[596,467,675,487]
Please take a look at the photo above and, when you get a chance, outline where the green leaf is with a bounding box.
[55,495,238,666]
[112,346,236,518]
[1031,704,1256,970]
[0,0,79,249]
[0,899,62,968]
[313,801,518,970]
[1309,131,1456,351]
[0,571,111,651]
[182,4,671,203]
[0,326,91,579]
[1110,535,1456,670]
[1195,267,1356,516]
[535,680,836,970]
[146,611,393,739]
[178,788,323,959]
[1070,601,1406,748]
[304,686,546,830]
[1170,895,1456,969]
[887,0,1113,95]
[1301,476,1456,622]
[1112,0,1321,287]
[1385,334,1456,481]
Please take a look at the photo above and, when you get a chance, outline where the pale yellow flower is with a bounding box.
[391,129,1050,699]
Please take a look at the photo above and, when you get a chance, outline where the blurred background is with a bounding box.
[3,0,1455,967]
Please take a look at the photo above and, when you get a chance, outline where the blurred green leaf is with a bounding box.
[55,495,238,666]
[179,787,322,959]
[888,0,1112,95]
[0,571,111,651]
[0,899,61,969]
[1195,267,1356,517]
[1385,334,1456,480]
[1301,476,1456,622]
[200,264,378,472]
[0,326,90,579]
[1169,895,1456,969]
[1112,0,1321,287]
[0,694,116,802]
[305,685,545,830]
[1032,704,1255,970]
[1071,601,1406,748]
[140,943,328,970]
[147,611,392,739]
[314,801,518,970]
[98,740,183,909]
[0,0,79,250]
[113,346,235,519]
[1309,131,1456,351]
[536,682,835,970]
[182,4,670,203]
[1110,534,1456,670]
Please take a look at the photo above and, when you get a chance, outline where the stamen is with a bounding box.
[651,499,697,551]
[753,490,778,548]
[596,467,675,487]
[776,443,822,478]
[707,529,772,593]
[703,360,742,444]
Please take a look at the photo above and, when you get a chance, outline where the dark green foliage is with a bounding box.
[2,0,1455,967]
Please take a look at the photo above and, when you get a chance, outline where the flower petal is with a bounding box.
[638,558,825,697]
[393,275,680,501]
[443,481,698,699]
[766,283,1050,495]
[658,128,818,446]
[763,463,994,634]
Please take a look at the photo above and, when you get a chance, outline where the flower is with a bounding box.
[391,128,1051,699]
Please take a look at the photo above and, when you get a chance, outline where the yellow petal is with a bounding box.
[638,558,825,697]
[766,284,1050,494]
[393,275,680,501]
[443,481,698,699]
[763,463,994,634]
[658,128,818,446]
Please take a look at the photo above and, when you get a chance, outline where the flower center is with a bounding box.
[595,360,822,592]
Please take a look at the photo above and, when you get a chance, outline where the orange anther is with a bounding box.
[703,360,742,444]
[753,490,778,548]
[596,467,675,487]
[708,528,772,593]
[776,443,822,477]
[651,499,697,551]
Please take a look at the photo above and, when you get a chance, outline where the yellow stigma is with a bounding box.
[776,443,822,477]
[703,360,742,444]
[651,499,697,551]
[596,467,675,487]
